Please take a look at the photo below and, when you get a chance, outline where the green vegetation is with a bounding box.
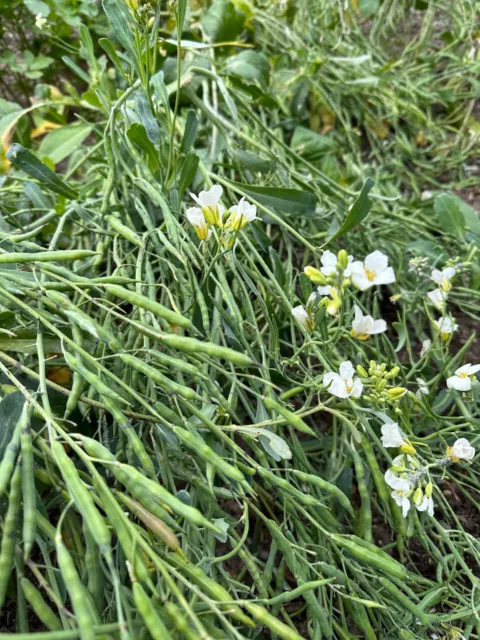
[0,0,479,638]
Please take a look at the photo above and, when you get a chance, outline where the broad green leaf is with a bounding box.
[321,178,374,248]
[222,179,317,217]
[291,126,336,161]
[151,71,170,114]
[180,111,198,154]
[178,152,199,200]
[434,193,465,237]
[0,392,25,462]
[202,0,246,42]
[126,123,160,172]
[254,428,292,461]
[135,91,161,145]
[224,51,270,90]
[233,150,275,174]
[24,0,50,15]
[103,0,136,58]
[99,38,128,82]
[212,518,229,542]
[38,124,92,165]
[6,144,79,200]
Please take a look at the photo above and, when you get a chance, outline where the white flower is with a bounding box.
[416,495,434,516]
[431,267,456,292]
[433,317,458,340]
[381,422,416,454]
[350,250,396,291]
[291,305,313,331]
[186,207,210,241]
[392,490,411,517]
[320,250,353,277]
[224,197,257,230]
[317,286,341,316]
[190,185,224,225]
[323,361,363,399]
[420,339,431,357]
[35,13,47,29]
[416,378,429,396]
[350,304,387,340]
[427,288,447,310]
[446,363,480,392]
[447,438,475,462]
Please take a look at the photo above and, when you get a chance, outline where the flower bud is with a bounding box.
[387,387,407,400]
[400,441,416,455]
[378,379,386,391]
[413,487,423,506]
[337,250,349,270]
[425,482,433,498]
[304,266,327,285]
[385,366,400,379]
[356,365,368,378]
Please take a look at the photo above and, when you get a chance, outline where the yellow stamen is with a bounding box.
[345,383,353,394]
[202,206,219,225]
[365,269,376,281]
[458,372,468,379]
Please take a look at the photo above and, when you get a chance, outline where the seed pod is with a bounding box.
[46,290,122,351]
[330,534,407,580]
[0,464,22,607]
[263,397,316,436]
[116,463,220,533]
[154,332,252,366]
[378,577,432,625]
[0,401,30,496]
[105,284,192,329]
[291,470,353,514]
[132,581,172,640]
[166,554,255,628]
[120,354,198,400]
[20,414,36,560]
[52,441,111,551]
[63,350,129,406]
[244,603,304,640]
[257,467,319,507]
[0,250,97,264]
[20,577,62,631]
[173,427,248,485]
[56,536,95,640]
[105,215,144,248]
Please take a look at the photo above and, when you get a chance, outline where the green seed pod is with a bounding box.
[132,582,172,640]
[0,250,97,264]
[52,441,111,551]
[105,284,192,329]
[263,397,316,436]
[0,464,22,607]
[21,577,62,631]
[21,415,36,561]
[244,603,304,640]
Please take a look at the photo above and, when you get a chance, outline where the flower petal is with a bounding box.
[365,250,388,274]
[339,361,354,380]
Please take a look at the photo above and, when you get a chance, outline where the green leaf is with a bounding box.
[222,179,317,217]
[176,0,187,33]
[103,0,136,58]
[6,144,79,200]
[254,428,292,461]
[24,0,50,16]
[178,152,199,200]
[202,0,246,42]
[434,193,465,237]
[321,178,374,248]
[135,91,161,145]
[38,124,92,165]
[291,126,336,161]
[232,150,275,174]
[126,123,160,173]
[224,51,270,90]
[180,111,198,154]
[99,38,128,82]
[0,392,25,462]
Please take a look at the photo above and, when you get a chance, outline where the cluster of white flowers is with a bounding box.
[35,13,47,29]
[186,185,257,241]
[383,437,476,518]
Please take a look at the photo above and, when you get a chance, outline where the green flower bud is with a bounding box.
[304,266,327,285]
[425,482,433,498]
[413,487,423,506]
[356,365,368,378]
[386,366,400,379]
[387,387,407,400]
[337,250,349,270]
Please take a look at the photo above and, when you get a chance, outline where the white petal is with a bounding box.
[427,289,445,309]
[350,378,363,398]
[351,273,372,291]
[365,250,389,274]
[186,207,205,226]
[371,319,387,334]
[431,269,443,284]
[317,286,331,296]
[320,250,337,271]
[291,305,309,324]
[447,376,471,391]
[324,374,349,398]
[381,423,405,448]
[443,267,456,280]
[339,361,355,380]
[373,266,396,285]
[467,364,480,374]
